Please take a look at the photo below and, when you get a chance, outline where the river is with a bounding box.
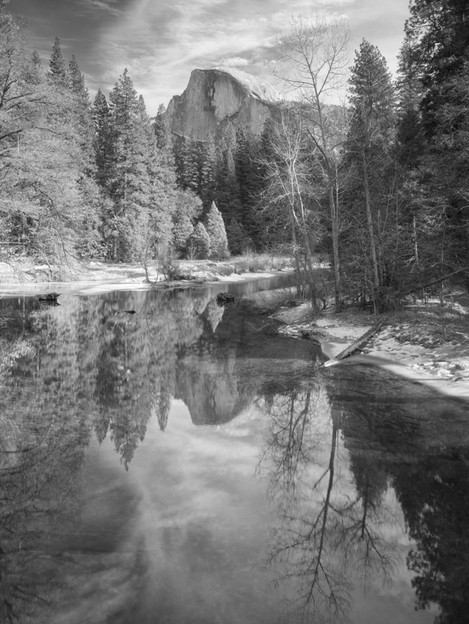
[0,277,467,624]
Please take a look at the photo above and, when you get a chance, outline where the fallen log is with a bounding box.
[397,267,467,298]
[323,322,384,367]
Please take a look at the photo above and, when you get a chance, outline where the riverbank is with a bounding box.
[273,294,469,400]
[2,258,468,400]
[0,256,294,295]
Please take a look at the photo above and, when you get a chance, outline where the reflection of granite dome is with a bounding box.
[203,300,225,333]
[167,68,278,141]
[175,355,254,425]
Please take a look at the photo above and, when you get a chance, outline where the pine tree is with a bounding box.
[68,54,86,96]
[188,222,211,259]
[67,54,94,170]
[154,103,171,151]
[205,201,229,259]
[225,218,252,255]
[215,146,244,229]
[0,14,101,266]
[92,89,113,189]
[344,40,397,310]
[197,139,217,207]
[401,0,469,285]
[234,128,263,246]
[172,189,202,255]
[405,0,469,136]
[49,37,68,87]
[29,49,41,84]
[105,69,153,261]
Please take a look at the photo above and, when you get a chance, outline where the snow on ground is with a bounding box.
[276,298,469,401]
[0,259,288,297]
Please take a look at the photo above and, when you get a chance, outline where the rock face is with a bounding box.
[167,68,278,141]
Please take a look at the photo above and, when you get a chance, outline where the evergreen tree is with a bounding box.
[0,14,102,266]
[215,146,244,235]
[197,139,217,207]
[343,40,397,310]
[67,54,94,170]
[401,0,469,286]
[225,218,252,255]
[28,48,41,85]
[204,201,229,258]
[106,69,153,261]
[154,103,171,151]
[92,89,113,189]
[234,128,264,246]
[49,37,68,87]
[188,222,211,259]
[172,189,202,256]
[174,137,199,193]
[68,54,86,96]
[148,140,179,254]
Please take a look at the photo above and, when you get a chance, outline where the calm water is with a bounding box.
[0,278,468,624]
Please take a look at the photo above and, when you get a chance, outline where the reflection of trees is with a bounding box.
[326,363,469,623]
[0,308,89,621]
[391,451,469,624]
[259,381,398,623]
[152,379,172,432]
[91,289,208,465]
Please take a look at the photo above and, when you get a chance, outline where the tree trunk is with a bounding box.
[290,213,303,297]
[362,154,380,309]
[329,182,341,312]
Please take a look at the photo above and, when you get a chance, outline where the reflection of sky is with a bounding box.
[54,398,436,623]
[57,400,280,623]
[11,0,410,113]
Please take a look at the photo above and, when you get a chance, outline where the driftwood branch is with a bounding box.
[323,322,383,367]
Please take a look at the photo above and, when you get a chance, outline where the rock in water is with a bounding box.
[38,292,60,303]
[216,292,235,306]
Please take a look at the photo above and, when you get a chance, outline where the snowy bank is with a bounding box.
[275,299,469,401]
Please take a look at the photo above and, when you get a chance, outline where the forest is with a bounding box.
[0,0,468,312]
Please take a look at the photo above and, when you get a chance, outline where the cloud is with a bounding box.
[13,0,410,113]
[80,0,126,16]
[219,56,250,68]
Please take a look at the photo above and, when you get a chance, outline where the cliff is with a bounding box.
[166,68,279,142]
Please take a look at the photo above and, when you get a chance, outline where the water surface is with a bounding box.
[0,280,467,623]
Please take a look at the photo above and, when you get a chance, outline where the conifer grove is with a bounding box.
[0,1,467,309]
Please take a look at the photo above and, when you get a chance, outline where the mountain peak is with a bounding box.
[213,66,281,103]
[166,68,279,142]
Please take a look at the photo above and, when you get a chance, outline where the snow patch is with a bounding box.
[215,66,281,102]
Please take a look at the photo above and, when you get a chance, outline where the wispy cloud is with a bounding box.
[80,0,126,17]
[220,57,250,68]
[12,0,410,113]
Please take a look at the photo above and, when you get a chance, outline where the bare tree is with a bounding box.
[274,16,350,311]
[260,113,322,309]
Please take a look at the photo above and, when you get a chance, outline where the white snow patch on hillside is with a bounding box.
[215,66,281,102]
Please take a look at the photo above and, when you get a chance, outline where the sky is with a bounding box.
[9,0,411,115]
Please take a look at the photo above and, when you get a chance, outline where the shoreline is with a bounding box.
[2,266,468,401]
[0,258,294,296]
[274,300,469,401]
